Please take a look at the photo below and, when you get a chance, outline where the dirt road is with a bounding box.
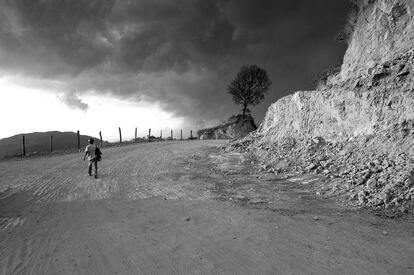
[0,140,413,274]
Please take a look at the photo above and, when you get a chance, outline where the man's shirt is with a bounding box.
[85,144,97,160]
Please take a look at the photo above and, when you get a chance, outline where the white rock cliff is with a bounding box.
[259,0,414,155]
[232,0,414,211]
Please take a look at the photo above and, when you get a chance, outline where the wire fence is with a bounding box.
[18,127,197,157]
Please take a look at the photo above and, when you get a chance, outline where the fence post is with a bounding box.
[148,128,151,140]
[22,135,26,156]
[119,127,122,143]
[160,130,162,139]
[171,130,173,140]
[180,130,182,140]
[135,127,137,142]
[50,135,53,152]
[77,130,80,150]
[99,131,103,147]
[190,130,193,139]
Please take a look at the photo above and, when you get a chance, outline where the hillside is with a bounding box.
[198,114,257,140]
[228,0,414,212]
[0,131,100,158]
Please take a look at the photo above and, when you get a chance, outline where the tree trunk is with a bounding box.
[242,103,248,119]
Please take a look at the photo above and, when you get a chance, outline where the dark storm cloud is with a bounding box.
[0,0,350,125]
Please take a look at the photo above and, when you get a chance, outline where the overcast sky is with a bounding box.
[0,0,350,139]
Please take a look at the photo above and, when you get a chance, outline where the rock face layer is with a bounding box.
[341,0,414,80]
[258,0,414,153]
[232,0,414,211]
[260,0,414,147]
[260,51,414,156]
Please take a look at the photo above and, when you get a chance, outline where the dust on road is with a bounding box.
[0,140,413,274]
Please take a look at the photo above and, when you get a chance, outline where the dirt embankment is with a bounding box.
[198,115,257,140]
[0,141,413,274]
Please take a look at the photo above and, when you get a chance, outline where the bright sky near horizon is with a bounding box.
[0,77,185,141]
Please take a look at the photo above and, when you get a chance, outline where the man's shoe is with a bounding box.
[88,173,91,176]
[94,175,98,179]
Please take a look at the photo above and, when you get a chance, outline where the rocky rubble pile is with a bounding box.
[227,123,414,212]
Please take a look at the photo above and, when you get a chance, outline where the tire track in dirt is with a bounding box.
[0,141,217,205]
[0,141,221,233]
[1,140,414,274]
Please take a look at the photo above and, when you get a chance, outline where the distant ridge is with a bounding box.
[0,131,100,159]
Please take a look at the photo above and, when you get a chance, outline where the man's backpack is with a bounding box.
[95,147,102,161]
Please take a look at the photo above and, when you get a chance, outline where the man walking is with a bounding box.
[83,138,98,178]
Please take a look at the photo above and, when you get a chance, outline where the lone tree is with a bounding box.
[227,65,271,119]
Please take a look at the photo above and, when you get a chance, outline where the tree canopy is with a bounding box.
[227,65,271,118]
